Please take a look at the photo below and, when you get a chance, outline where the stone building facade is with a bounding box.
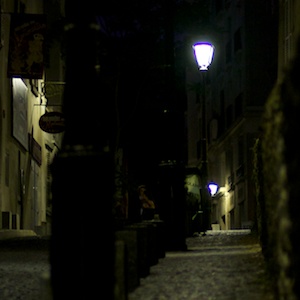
[186,0,278,230]
[0,0,64,234]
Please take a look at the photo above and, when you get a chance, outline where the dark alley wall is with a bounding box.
[254,36,300,300]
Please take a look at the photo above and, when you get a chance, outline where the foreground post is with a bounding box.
[50,2,115,299]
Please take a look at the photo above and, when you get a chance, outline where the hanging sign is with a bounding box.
[39,112,65,133]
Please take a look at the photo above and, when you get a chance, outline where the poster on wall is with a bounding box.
[7,13,46,79]
[13,78,28,150]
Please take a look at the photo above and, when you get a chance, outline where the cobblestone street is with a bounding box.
[0,237,51,300]
[128,230,276,300]
[0,230,276,300]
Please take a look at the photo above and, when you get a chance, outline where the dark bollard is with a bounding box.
[151,220,166,258]
[114,240,128,300]
[137,222,159,267]
[50,2,115,298]
[157,162,187,251]
[50,152,114,299]
[124,224,151,278]
[142,219,166,259]
[115,230,139,293]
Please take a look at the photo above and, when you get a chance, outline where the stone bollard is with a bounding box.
[137,222,159,267]
[115,230,139,293]
[142,219,165,259]
[114,240,128,300]
[117,219,165,290]
[124,224,151,278]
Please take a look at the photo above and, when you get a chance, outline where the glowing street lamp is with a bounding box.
[193,42,215,71]
[208,182,219,197]
[192,41,215,231]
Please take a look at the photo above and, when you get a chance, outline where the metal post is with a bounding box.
[200,71,211,232]
[50,2,115,299]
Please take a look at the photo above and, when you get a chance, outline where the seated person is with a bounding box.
[138,185,155,220]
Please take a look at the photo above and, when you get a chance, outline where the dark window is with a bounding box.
[236,136,244,178]
[216,0,224,13]
[14,1,26,13]
[226,148,234,181]
[226,104,233,128]
[5,152,9,187]
[234,27,242,52]
[225,0,232,9]
[196,140,201,159]
[219,90,225,135]
[235,93,243,119]
[238,136,244,165]
[196,91,200,104]
[226,40,232,63]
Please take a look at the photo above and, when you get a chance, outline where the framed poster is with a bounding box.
[7,14,46,79]
[12,78,28,150]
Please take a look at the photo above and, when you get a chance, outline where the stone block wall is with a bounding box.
[254,37,300,300]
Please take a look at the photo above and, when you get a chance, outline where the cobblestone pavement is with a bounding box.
[128,230,276,300]
[0,231,276,300]
[0,237,51,300]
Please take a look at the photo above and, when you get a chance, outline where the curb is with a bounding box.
[0,229,37,240]
[206,229,252,235]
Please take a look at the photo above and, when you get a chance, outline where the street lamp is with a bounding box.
[208,182,219,197]
[192,41,215,231]
[193,42,215,71]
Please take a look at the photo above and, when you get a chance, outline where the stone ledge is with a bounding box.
[0,229,37,240]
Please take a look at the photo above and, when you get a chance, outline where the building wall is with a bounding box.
[255,1,300,296]
[186,0,278,229]
[278,0,300,74]
[0,0,64,234]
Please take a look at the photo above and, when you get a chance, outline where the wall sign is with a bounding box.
[39,112,65,133]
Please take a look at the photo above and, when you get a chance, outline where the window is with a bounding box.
[238,136,244,166]
[226,40,232,63]
[225,0,232,9]
[216,0,224,14]
[283,0,294,64]
[196,91,200,104]
[196,140,201,159]
[234,27,242,52]
[5,152,9,187]
[226,104,233,129]
[234,93,243,120]
[219,90,225,135]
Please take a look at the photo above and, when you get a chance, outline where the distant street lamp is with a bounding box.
[192,41,215,231]
[208,182,219,197]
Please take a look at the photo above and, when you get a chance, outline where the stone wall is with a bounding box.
[254,37,300,299]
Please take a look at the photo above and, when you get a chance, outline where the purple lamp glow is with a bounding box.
[193,42,215,71]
